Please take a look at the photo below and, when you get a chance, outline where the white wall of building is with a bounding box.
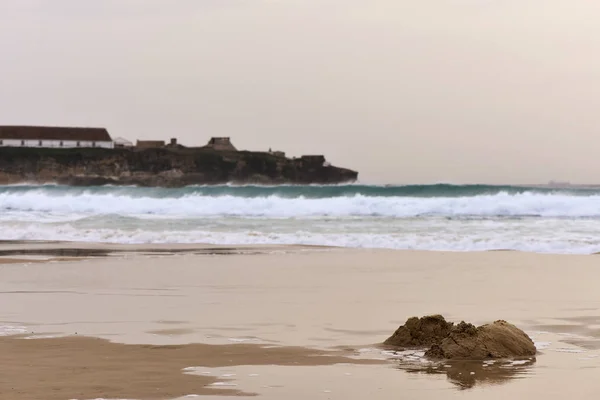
[0,139,114,149]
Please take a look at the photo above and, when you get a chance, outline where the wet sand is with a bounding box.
[0,335,381,400]
[1,244,600,399]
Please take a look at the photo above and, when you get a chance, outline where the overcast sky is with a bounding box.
[1,0,600,184]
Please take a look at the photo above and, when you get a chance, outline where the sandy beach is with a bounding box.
[1,243,600,399]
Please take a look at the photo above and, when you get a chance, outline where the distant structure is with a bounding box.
[300,155,327,166]
[204,137,237,151]
[0,126,114,148]
[113,137,134,148]
[136,140,165,149]
[295,155,331,167]
[268,149,286,158]
[166,138,183,148]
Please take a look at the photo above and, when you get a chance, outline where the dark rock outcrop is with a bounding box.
[385,316,536,360]
[384,315,454,347]
[0,147,358,187]
[425,320,537,360]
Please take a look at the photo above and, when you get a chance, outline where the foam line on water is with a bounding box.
[0,325,28,336]
[3,187,600,218]
[1,222,599,254]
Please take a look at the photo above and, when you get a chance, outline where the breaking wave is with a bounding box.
[2,184,600,254]
[0,184,600,218]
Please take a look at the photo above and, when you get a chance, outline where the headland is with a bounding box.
[0,126,358,186]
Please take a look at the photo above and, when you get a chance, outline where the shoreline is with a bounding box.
[1,239,598,258]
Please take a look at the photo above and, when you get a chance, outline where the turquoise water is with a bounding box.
[1,183,596,198]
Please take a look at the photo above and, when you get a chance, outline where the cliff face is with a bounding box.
[0,148,358,186]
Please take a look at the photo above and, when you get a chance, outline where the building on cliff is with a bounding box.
[134,138,184,149]
[204,137,237,151]
[268,148,286,158]
[136,140,165,149]
[114,137,134,148]
[299,155,329,167]
[0,126,114,148]
[166,138,184,148]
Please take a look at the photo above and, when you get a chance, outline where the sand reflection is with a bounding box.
[398,358,536,389]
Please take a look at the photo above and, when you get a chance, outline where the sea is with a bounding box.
[1,183,600,254]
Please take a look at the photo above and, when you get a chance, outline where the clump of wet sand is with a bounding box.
[384,315,454,347]
[385,316,536,360]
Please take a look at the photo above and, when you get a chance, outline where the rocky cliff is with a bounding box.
[0,147,358,186]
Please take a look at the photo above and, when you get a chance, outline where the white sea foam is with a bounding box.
[552,348,585,354]
[2,187,600,254]
[228,338,259,343]
[182,367,212,375]
[207,382,238,387]
[23,334,64,339]
[381,349,427,361]
[508,360,531,366]
[1,221,599,254]
[3,190,600,218]
[0,324,28,336]
[534,341,552,350]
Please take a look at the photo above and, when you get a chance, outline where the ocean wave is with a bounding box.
[2,184,600,254]
[1,222,599,254]
[0,185,600,218]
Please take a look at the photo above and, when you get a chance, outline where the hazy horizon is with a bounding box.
[2,1,600,184]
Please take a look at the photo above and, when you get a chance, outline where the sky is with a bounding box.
[1,0,600,184]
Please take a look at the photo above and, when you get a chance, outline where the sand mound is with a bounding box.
[384,315,454,347]
[425,320,537,360]
[385,316,536,360]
